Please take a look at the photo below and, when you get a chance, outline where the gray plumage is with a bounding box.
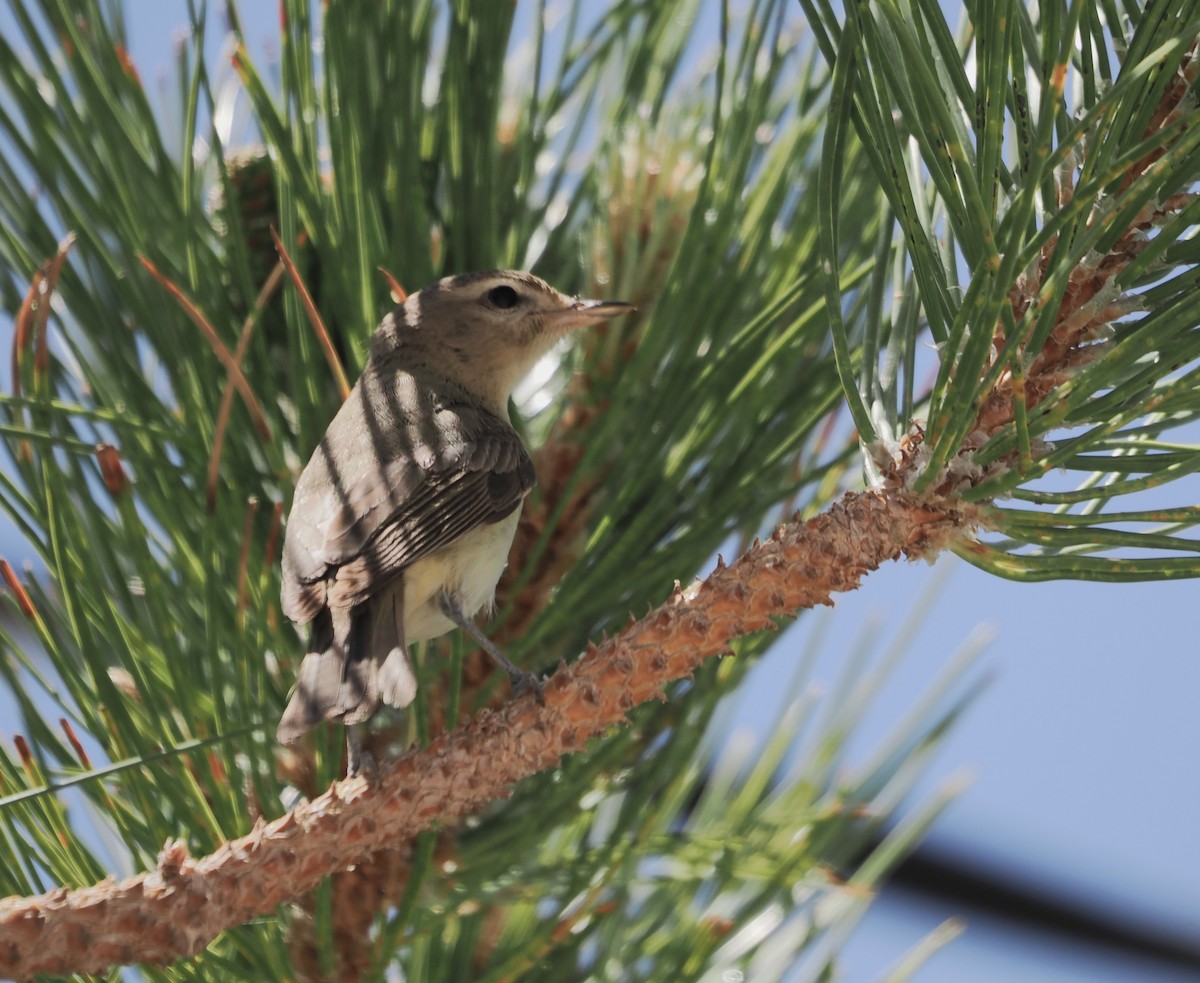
[276,270,632,746]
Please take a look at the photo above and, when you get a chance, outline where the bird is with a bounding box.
[275,269,633,770]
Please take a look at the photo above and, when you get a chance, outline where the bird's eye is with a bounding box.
[486,285,520,309]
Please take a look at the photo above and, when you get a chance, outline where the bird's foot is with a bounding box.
[508,667,546,705]
[345,725,377,780]
[438,590,546,706]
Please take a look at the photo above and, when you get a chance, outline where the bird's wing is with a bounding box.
[281,402,535,622]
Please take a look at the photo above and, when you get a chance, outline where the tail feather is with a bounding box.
[373,579,418,710]
[276,580,417,745]
[334,604,378,725]
[276,607,346,744]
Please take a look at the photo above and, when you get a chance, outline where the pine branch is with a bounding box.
[0,486,979,980]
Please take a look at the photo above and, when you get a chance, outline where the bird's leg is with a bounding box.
[438,591,545,704]
[345,724,375,779]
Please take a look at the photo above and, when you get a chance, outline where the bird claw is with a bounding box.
[509,668,546,705]
[352,749,378,779]
[345,726,377,780]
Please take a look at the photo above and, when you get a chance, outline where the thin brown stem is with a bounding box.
[138,256,271,440]
[271,227,351,401]
[10,234,75,460]
[206,258,287,511]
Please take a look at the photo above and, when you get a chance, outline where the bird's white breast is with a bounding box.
[401,510,522,643]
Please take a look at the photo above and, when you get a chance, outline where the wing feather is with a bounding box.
[281,391,535,623]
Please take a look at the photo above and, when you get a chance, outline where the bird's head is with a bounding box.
[373,270,634,412]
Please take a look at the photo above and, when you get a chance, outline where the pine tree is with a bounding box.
[0,1,1197,979]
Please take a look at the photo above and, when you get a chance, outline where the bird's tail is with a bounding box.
[276,582,418,745]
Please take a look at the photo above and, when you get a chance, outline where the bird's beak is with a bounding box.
[554,298,636,329]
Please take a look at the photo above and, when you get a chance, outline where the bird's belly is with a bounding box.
[402,511,521,643]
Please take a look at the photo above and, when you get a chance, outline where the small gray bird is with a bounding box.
[276,270,632,766]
